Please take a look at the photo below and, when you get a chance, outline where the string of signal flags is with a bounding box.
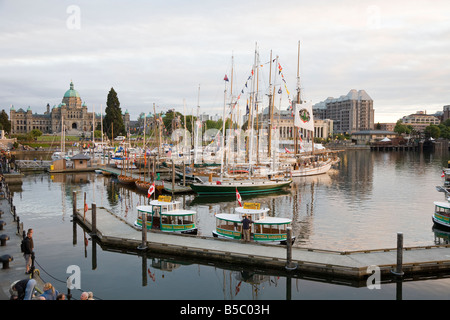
[223,58,294,117]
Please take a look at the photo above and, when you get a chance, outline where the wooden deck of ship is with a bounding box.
[73,204,450,282]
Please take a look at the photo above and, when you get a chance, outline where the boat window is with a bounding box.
[436,206,450,215]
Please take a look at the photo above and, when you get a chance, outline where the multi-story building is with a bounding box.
[400,111,440,132]
[313,89,374,134]
[10,82,130,136]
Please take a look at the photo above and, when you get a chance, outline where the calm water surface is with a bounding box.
[11,150,450,300]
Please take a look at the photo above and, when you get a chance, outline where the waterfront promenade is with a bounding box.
[0,188,44,300]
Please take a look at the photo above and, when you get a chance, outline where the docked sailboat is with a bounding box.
[212,202,294,244]
[189,178,291,196]
[134,196,197,234]
[286,41,335,177]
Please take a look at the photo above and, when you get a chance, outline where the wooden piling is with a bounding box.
[285,228,296,270]
[392,232,404,276]
[91,203,97,237]
[138,213,147,250]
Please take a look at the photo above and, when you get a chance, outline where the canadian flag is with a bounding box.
[236,187,242,207]
[148,182,155,198]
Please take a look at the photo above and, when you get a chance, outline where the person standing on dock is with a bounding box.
[23,228,34,274]
[241,214,253,242]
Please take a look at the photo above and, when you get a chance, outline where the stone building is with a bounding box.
[10,82,130,136]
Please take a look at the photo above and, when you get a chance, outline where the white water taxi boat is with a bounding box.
[134,196,197,234]
[212,202,294,244]
[433,201,450,230]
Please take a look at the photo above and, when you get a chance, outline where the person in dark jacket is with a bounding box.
[240,214,253,242]
[23,229,34,274]
[11,278,37,300]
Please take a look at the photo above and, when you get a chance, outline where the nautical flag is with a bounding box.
[224,74,229,82]
[442,170,445,178]
[148,182,155,198]
[236,187,242,207]
[294,101,314,131]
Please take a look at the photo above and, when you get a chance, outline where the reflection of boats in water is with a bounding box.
[433,225,450,245]
[187,190,291,206]
[212,202,294,244]
[134,196,197,234]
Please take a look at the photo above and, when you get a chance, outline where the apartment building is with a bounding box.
[313,89,374,134]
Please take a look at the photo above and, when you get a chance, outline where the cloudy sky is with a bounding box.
[1,0,449,124]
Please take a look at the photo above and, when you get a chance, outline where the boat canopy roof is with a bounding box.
[137,205,196,216]
[235,206,270,216]
[149,199,180,207]
[434,201,450,209]
[215,213,291,225]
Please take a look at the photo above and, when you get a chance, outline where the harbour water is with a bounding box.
[10,150,450,300]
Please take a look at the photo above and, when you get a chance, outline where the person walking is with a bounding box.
[240,214,253,242]
[23,229,34,274]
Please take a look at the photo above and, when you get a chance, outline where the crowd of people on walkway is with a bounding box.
[10,278,95,300]
[8,224,95,300]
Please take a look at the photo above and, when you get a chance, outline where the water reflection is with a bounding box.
[11,149,450,299]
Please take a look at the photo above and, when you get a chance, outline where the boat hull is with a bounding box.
[118,175,137,185]
[212,230,294,245]
[432,214,450,230]
[289,161,332,177]
[189,180,292,196]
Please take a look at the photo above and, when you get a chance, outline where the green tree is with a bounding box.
[103,88,125,139]
[424,124,440,139]
[0,110,11,134]
[394,120,411,135]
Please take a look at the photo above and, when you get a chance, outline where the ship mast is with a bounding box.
[294,41,301,156]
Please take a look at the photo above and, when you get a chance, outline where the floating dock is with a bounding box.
[73,203,450,282]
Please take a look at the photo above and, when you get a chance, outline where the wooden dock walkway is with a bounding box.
[73,205,450,282]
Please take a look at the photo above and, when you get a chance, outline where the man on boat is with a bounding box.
[241,214,253,242]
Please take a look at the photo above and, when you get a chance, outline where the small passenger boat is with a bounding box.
[212,202,294,244]
[134,196,197,234]
[432,201,450,230]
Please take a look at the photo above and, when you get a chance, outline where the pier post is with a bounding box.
[91,203,97,237]
[391,232,404,276]
[72,191,77,217]
[138,213,147,250]
[285,228,297,271]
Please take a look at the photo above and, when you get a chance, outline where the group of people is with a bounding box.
[0,153,15,173]
[10,279,94,300]
[9,227,95,300]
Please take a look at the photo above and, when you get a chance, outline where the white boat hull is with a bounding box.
[289,161,332,177]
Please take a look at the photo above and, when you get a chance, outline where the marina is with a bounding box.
[2,149,450,300]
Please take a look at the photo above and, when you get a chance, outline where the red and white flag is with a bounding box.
[442,170,445,178]
[236,187,242,207]
[285,147,291,153]
[148,182,155,198]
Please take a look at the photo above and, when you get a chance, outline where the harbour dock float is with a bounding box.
[73,203,450,282]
